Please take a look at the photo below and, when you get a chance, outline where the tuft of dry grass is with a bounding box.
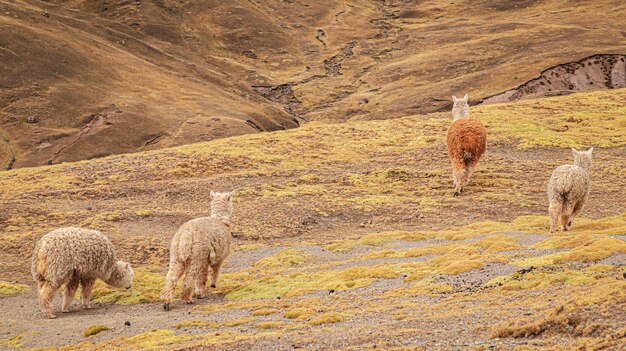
[83,325,110,338]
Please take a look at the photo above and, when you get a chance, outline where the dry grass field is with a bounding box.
[0,88,625,350]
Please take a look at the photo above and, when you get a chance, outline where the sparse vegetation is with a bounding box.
[83,325,110,338]
[0,281,28,295]
[1,77,625,349]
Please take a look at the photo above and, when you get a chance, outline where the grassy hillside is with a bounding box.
[0,89,624,350]
[2,0,625,168]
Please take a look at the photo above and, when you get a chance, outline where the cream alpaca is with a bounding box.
[162,191,235,310]
[547,148,593,232]
[31,228,133,318]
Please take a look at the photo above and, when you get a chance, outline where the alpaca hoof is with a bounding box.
[47,313,57,319]
[195,294,206,299]
[62,309,69,313]
[186,300,194,305]
[453,191,460,197]
[210,284,216,288]
[163,303,170,311]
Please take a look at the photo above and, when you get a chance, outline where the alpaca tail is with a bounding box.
[463,151,473,166]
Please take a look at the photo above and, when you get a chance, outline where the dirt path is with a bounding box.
[2,231,624,350]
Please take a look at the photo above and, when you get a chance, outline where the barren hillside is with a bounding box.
[1,0,626,168]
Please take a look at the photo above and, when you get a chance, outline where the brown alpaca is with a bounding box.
[446,94,487,196]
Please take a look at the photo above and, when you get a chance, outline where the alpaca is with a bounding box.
[446,93,487,196]
[162,191,235,311]
[31,228,133,318]
[547,148,593,232]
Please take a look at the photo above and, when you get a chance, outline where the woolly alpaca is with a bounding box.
[162,190,235,311]
[547,148,593,232]
[446,93,487,196]
[31,228,133,318]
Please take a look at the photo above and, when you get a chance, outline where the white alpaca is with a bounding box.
[547,148,593,232]
[31,228,133,318]
[162,191,235,310]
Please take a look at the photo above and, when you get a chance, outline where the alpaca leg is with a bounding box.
[453,169,465,197]
[181,272,195,304]
[39,281,58,319]
[210,261,224,288]
[62,275,79,313]
[162,262,185,311]
[464,166,475,187]
[548,201,562,233]
[80,278,96,309]
[568,199,585,229]
[562,201,577,231]
[194,262,210,299]
[452,170,457,188]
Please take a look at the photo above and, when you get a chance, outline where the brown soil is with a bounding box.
[2,0,626,168]
[482,54,626,104]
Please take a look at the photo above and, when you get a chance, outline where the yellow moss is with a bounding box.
[492,279,626,338]
[251,308,279,316]
[555,238,626,263]
[357,231,428,246]
[437,260,484,275]
[92,267,164,304]
[308,312,348,325]
[224,266,398,300]
[470,234,522,253]
[284,308,315,320]
[324,240,357,253]
[221,317,257,327]
[124,329,194,348]
[486,267,605,291]
[176,320,211,329]
[403,270,431,283]
[405,244,453,257]
[0,334,26,349]
[135,210,152,217]
[255,321,284,329]
[83,325,110,337]
[0,281,29,295]
[253,249,311,268]
[514,237,626,266]
[366,249,407,259]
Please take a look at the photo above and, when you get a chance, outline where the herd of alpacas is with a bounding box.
[30,94,593,318]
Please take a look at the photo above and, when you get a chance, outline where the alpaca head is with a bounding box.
[105,261,134,289]
[572,147,593,171]
[210,190,235,223]
[452,93,470,121]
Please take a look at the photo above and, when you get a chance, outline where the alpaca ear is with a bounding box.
[125,262,131,269]
[210,190,216,199]
[227,190,235,201]
[452,95,458,103]
[463,93,469,102]
[587,147,593,155]
[571,147,578,154]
